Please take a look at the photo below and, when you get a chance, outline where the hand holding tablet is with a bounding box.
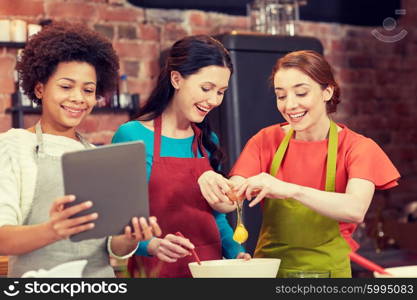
[61,141,151,242]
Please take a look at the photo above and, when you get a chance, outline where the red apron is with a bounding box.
[128,116,222,277]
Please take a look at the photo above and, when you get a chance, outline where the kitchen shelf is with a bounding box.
[6,105,138,128]
[5,106,41,114]
[0,41,25,48]
[2,40,140,128]
[92,107,136,114]
[5,106,134,114]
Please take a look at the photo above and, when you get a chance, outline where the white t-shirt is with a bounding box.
[0,128,86,227]
[0,129,137,259]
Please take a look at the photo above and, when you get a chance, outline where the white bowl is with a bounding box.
[188,258,281,278]
[374,265,417,278]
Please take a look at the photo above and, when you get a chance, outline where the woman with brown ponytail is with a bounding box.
[112,35,250,278]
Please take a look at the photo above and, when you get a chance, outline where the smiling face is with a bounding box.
[274,67,334,140]
[170,65,231,123]
[34,61,97,134]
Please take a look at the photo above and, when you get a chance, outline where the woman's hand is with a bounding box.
[198,170,237,212]
[147,234,195,263]
[110,216,162,257]
[236,252,251,260]
[118,216,162,246]
[236,173,298,207]
[47,195,98,241]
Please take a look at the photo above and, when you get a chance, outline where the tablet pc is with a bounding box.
[61,141,149,242]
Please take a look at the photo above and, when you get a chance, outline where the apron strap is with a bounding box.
[153,116,207,159]
[34,121,92,154]
[325,121,338,192]
[153,116,163,159]
[269,126,293,177]
[269,120,338,193]
[35,122,45,154]
[191,123,208,158]
[76,133,93,149]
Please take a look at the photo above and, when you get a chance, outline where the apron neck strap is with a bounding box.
[191,123,208,158]
[153,116,207,158]
[269,126,294,177]
[35,122,45,154]
[325,120,338,192]
[153,116,163,159]
[269,120,338,192]
[35,121,92,154]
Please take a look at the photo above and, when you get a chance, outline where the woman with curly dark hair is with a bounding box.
[0,22,160,277]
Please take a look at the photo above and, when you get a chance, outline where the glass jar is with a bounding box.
[286,270,331,278]
[248,0,307,36]
[247,0,266,33]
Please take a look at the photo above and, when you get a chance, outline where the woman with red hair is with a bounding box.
[198,50,400,277]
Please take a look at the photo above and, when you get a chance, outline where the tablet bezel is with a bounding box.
[61,141,149,242]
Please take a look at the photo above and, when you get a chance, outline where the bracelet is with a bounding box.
[107,236,139,260]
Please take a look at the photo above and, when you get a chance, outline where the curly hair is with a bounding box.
[16,21,119,104]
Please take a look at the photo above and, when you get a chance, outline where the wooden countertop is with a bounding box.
[0,256,8,276]
[0,256,126,277]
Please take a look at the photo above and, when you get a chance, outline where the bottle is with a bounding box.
[109,91,119,109]
[13,70,32,107]
[118,74,131,109]
[15,51,32,107]
[20,85,32,108]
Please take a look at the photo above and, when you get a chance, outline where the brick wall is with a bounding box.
[0,0,416,213]
[0,0,249,144]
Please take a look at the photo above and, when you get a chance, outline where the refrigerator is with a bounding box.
[210,33,323,255]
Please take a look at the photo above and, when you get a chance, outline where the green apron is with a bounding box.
[254,121,352,278]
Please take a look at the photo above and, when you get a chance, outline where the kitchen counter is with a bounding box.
[1,250,415,278]
[351,248,417,278]
[0,256,7,277]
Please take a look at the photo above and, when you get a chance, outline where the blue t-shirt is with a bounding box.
[112,120,244,258]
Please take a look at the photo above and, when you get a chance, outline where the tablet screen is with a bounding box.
[62,141,149,242]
